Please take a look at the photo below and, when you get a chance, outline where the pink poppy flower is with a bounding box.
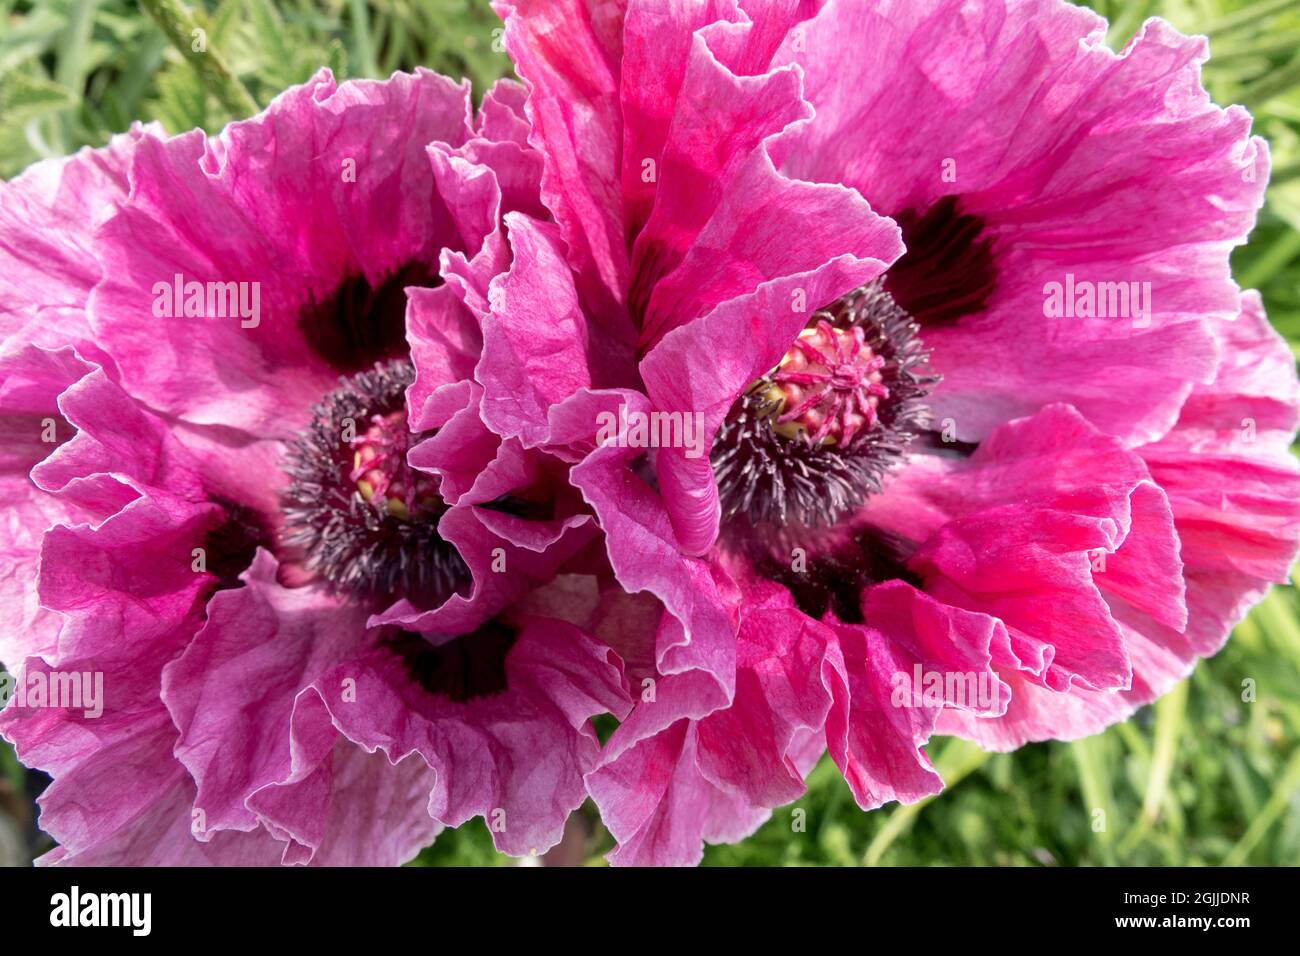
[0,69,630,865]
[488,0,1300,864]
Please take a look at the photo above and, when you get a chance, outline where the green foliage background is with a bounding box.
[1,0,1299,867]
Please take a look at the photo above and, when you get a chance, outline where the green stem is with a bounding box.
[347,0,379,78]
[862,738,989,866]
[1204,0,1300,38]
[1206,33,1300,63]
[54,0,98,93]
[1222,746,1300,866]
[1241,54,1300,108]
[1071,736,1116,862]
[1142,678,1188,826]
[1270,162,1300,186]
[1117,679,1188,856]
[137,0,257,118]
[1239,229,1300,291]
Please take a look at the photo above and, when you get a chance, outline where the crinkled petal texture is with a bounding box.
[1129,293,1300,697]
[160,547,630,862]
[483,0,1300,866]
[488,0,904,756]
[777,0,1267,447]
[0,360,289,864]
[871,404,1190,747]
[0,124,159,365]
[89,68,475,437]
[0,346,101,668]
[0,130,164,668]
[0,72,633,865]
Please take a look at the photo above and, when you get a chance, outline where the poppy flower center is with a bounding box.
[767,321,889,445]
[711,280,935,530]
[350,409,439,521]
[281,359,468,605]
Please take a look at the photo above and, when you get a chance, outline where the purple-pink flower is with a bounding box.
[485,0,1300,864]
[0,70,630,864]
